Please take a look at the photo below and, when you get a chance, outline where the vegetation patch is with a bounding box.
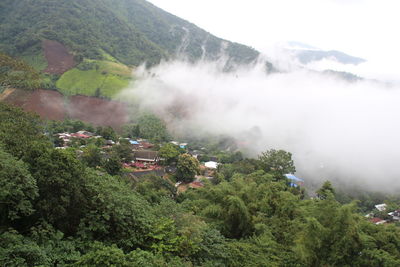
[56,60,132,98]
[19,45,47,71]
[0,53,42,89]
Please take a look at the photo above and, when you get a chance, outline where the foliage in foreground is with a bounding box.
[0,102,400,266]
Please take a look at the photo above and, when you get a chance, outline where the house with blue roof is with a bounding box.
[285,174,304,187]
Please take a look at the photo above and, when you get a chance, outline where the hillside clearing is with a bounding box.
[43,40,75,74]
[56,60,133,98]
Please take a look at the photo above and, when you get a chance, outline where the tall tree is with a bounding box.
[159,143,181,165]
[23,143,87,235]
[137,114,169,142]
[0,149,38,227]
[82,144,102,168]
[316,181,335,200]
[258,149,296,179]
[176,154,200,183]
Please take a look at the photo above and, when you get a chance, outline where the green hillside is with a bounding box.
[0,53,43,89]
[0,0,261,67]
[56,60,132,98]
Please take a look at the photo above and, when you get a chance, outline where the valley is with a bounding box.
[0,0,400,266]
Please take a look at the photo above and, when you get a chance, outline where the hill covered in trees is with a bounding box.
[0,0,260,67]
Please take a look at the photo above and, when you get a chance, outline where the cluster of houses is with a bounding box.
[123,150,161,171]
[54,130,223,192]
[55,131,104,147]
[366,203,400,225]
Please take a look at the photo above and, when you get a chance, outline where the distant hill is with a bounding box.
[282,42,366,65]
[0,0,260,67]
[0,0,270,100]
[294,49,366,65]
[322,70,362,82]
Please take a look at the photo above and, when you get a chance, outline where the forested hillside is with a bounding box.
[1,103,400,266]
[0,0,260,67]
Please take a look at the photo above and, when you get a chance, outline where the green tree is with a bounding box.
[0,230,48,267]
[259,149,296,178]
[103,156,122,175]
[122,124,140,138]
[137,114,169,141]
[0,103,44,159]
[29,222,81,265]
[96,126,117,141]
[23,143,87,235]
[159,143,181,165]
[176,154,200,183]
[75,244,190,267]
[0,148,38,226]
[316,181,335,200]
[134,175,176,203]
[111,142,133,162]
[82,144,102,168]
[77,170,155,250]
[224,195,252,238]
[74,243,127,267]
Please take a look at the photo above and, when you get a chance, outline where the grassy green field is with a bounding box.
[56,60,133,98]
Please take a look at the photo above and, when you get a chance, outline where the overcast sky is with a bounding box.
[147,0,399,64]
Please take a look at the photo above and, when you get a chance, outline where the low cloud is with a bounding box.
[120,57,400,192]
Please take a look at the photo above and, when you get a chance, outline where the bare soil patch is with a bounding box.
[1,89,130,129]
[1,88,32,106]
[68,95,129,129]
[24,90,66,120]
[43,40,75,74]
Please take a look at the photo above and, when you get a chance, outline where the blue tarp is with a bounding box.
[285,174,304,182]
[130,140,139,145]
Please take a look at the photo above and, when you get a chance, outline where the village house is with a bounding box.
[285,174,305,187]
[179,143,188,149]
[133,150,159,164]
[388,210,400,221]
[105,140,115,145]
[375,203,387,212]
[369,217,387,225]
[189,181,204,189]
[70,132,90,139]
[77,130,94,137]
[204,161,218,169]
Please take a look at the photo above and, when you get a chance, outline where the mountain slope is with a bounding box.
[294,49,366,65]
[284,42,366,65]
[0,0,260,67]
